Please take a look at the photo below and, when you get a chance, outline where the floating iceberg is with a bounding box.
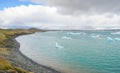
[61,36,72,39]
[56,42,63,49]
[90,34,101,38]
[107,37,114,41]
[67,32,86,35]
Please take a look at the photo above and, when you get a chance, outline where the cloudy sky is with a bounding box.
[0,0,120,30]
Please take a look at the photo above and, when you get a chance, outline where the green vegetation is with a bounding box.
[0,57,34,73]
[14,67,27,73]
[0,57,13,70]
[0,48,10,55]
[0,28,43,73]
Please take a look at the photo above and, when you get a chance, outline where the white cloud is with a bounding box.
[0,5,120,30]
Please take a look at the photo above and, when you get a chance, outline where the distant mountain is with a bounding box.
[1,25,120,31]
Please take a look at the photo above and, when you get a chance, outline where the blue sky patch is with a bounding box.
[0,0,39,10]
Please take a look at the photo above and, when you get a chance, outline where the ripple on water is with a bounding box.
[17,31,120,73]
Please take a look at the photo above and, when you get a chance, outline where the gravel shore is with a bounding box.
[4,34,61,73]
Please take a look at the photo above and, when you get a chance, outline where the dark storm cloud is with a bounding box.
[31,0,120,14]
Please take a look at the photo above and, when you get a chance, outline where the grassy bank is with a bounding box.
[0,28,45,73]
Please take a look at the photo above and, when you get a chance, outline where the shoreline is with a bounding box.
[14,34,61,73]
[0,28,61,73]
[8,33,61,73]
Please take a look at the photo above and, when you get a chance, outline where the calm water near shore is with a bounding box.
[16,30,120,73]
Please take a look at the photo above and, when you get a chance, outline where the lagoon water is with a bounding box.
[16,31,120,73]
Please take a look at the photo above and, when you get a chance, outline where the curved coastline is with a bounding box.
[12,34,61,73]
[0,28,61,73]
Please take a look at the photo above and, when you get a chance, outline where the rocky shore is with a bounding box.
[0,28,60,73]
